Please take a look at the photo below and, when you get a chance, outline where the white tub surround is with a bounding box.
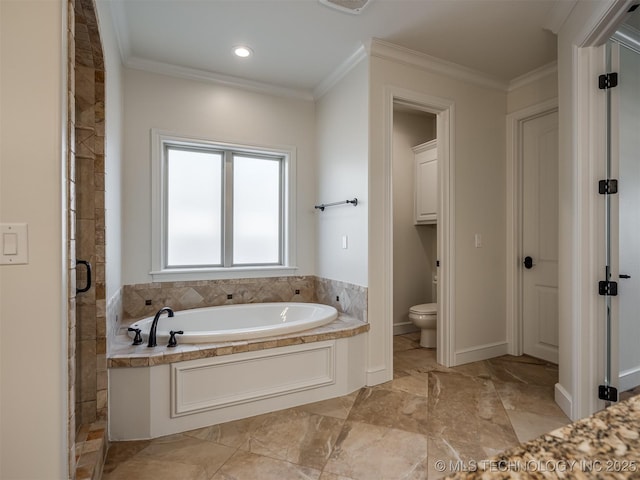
[128,303,337,344]
[108,315,368,440]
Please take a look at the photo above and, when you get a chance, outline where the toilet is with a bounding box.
[408,303,437,348]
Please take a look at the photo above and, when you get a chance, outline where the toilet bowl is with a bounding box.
[409,303,437,348]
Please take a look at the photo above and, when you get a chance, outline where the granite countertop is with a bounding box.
[444,394,640,479]
[108,314,369,368]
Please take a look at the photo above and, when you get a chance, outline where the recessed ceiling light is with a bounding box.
[233,46,253,58]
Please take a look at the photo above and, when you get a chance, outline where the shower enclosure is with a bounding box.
[602,9,640,402]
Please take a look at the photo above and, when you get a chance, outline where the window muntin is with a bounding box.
[163,143,285,270]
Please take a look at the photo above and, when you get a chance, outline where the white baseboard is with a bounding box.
[619,365,640,392]
[555,382,573,419]
[454,341,508,365]
[366,365,392,386]
[393,322,419,336]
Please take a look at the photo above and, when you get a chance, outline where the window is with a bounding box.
[151,130,296,280]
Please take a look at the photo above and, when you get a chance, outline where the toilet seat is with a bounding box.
[409,303,437,315]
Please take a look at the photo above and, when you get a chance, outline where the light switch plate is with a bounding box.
[0,223,28,265]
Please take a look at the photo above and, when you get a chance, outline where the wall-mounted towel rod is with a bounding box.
[314,198,358,211]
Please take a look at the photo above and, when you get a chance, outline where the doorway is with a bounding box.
[384,87,455,367]
[391,105,437,341]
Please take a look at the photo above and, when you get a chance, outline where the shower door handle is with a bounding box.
[620,274,631,279]
[76,259,92,294]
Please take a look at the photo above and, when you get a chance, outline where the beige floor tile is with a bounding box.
[378,371,429,397]
[428,371,519,457]
[450,360,492,379]
[184,415,259,449]
[393,347,439,373]
[347,386,430,435]
[427,435,489,479]
[324,420,429,479]
[293,389,361,420]
[102,455,209,480]
[139,434,236,477]
[319,472,356,480]
[487,356,558,386]
[238,409,345,470]
[505,410,571,443]
[211,450,321,480]
[102,440,151,475]
[493,381,568,418]
[393,333,420,352]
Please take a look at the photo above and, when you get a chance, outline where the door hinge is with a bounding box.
[598,179,618,194]
[599,72,618,90]
[599,280,618,296]
[598,385,618,402]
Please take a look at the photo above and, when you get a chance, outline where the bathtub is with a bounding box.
[129,302,338,344]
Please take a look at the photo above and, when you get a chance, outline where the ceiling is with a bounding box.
[106,0,564,98]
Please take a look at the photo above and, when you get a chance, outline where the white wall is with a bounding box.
[392,110,437,332]
[369,54,507,376]
[507,70,558,114]
[0,1,67,477]
[315,60,369,287]
[121,69,317,285]
[95,0,123,305]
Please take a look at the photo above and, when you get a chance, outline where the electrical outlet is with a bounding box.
[474,233,483,248]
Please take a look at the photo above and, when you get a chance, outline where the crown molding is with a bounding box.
[508,61,558,92]
[314,44,368,99]
[108,0,131,62]
[124,56,315,101]
[368,38,508,92]
[543,0,579,34]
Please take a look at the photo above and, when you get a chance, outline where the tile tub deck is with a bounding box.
[108,314,369,368]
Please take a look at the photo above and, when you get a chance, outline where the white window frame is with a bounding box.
[150,129,297,281]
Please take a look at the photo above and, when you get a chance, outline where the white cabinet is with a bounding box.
[413,139,437,224]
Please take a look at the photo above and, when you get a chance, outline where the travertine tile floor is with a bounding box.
[103,333,571,480]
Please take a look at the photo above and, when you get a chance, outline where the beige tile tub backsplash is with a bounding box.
[121,276,367,324]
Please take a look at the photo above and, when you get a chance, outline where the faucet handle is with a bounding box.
[167,330,184,348]
[127,327,143,346]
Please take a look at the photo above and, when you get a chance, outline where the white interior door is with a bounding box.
[522,111,559,364]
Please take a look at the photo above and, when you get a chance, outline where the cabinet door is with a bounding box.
[415,145,437,224]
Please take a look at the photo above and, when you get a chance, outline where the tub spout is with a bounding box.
[148,307,174,347]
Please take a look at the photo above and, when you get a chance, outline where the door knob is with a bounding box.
[523,256,534,269]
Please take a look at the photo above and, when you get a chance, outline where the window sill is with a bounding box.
[149,266,299,282]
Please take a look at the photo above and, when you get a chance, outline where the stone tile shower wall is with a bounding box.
[66,0,77,473]
[120,276,367,324]
[72,0,107,432]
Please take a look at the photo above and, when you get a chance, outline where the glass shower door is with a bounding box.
[612,27,640,396]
